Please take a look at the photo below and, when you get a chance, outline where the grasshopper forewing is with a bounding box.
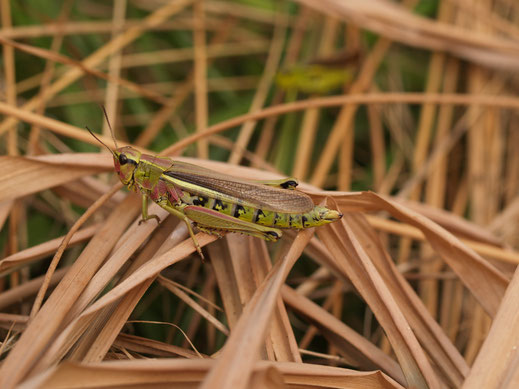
[87,128,342,259]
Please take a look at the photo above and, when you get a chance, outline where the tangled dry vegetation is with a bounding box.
[1,0,519,388]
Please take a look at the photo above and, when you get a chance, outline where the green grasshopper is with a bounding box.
[87,127,342,259]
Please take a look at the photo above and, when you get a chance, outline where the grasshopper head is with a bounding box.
[113,146,141,187]
[86,116,142,188]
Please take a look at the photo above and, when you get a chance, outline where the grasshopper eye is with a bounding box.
[119,154,128,165]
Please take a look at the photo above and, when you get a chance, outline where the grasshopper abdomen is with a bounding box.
[177,185,341,231]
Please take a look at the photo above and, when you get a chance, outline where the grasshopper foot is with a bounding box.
[138,214,161,225]
[196,246,205,262]
[189,233,205,261]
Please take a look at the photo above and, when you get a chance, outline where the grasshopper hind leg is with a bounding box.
[182,205,283,241]
[196,225,281,241]
[195,225,224,239]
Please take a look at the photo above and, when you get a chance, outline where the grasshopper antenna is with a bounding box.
[99,104,119,149]
[86,126,116,157]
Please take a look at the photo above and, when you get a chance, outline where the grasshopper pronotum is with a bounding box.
[87,123,342,259]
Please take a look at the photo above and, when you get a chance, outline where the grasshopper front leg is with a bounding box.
[138,195,161,225]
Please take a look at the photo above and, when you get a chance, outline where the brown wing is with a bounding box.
[164,161,314,213]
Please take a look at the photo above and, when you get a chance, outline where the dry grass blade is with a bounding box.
[311,192,510,318]
[209,234,300,362]
[0,313,28,333]
[282,285,406,385]
[21,360,403,389]
[367,194,509,318]
[345,213,468,387]
[0,268,67,310]
[0,18,199,40]
[62,205,170,321]
[30,232,217,373]
[102,0,127,139]
[0,195,142,387]
[200,230,314,389]
[0,0,194,136]
[0,225,97,275]
[161,92,519,156]
[30,183,123,317]
[365,214,519,266]
[0,36,169,105]
[462,267,519,389]
[0,154,110,203]
[3,93,519,159]
[206,238,244,329]
[114,333,203,359]
[193,0,208,159]
[228,15,286,165]
[158,276,229,336]
[0,101,137,150]
[297,0,519,70]
[0,199,13,230]
[1,0,16,157]
[72,217,183,364]
[317,209,439,388]
[395,199,502,246]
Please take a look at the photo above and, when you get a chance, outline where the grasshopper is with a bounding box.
[87,126,342,259]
